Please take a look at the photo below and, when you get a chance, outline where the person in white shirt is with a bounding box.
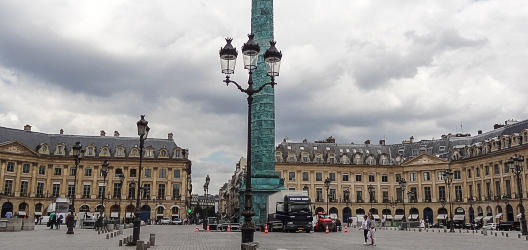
[360,215,369,245]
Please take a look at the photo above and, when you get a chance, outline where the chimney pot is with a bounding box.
[379,140,385,145]
[100,130,106,136]
[410,136,414,143]
[168,132,174,140]
[23,124,31,131]
[59,129,64,135]
[364,140,371,145]
[478,130,482,135]
[114,131,120,137]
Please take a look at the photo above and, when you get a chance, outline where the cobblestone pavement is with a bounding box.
[0,225,526,250]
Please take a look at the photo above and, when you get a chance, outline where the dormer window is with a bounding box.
[41,145,48,153]
[174,149,181,158]
[116,147,125,157]
[145,148,154,158]
[100,147,109,157]
[287,146,291,150]
[300,146,304,150]
[159,149,168,158]
[130,148,139,157]
[87,146,95,156]
[55,145,64,155]
[313,146,317,150]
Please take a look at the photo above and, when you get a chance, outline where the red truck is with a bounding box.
[313,212,337,232]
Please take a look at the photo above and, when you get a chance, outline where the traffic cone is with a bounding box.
[206,225,210,232]
[325,225,329,234]
[344,225,348,233]
[194,226,199,232]
[264,224,269,235]
[227,224,231,232]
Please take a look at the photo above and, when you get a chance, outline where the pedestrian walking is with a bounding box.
[368,213,376,246]
[420,219,425,229]
[360,214,369,245]
[56,214,63,229]
[49,212,56,229]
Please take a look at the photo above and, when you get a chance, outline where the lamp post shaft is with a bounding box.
[66,159,79,234]
[241,85,255,244]
[516,168,527,235]
[133,136,145,245]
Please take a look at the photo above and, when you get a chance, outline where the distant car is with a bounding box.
[160,217,171,225]
[482,223,497,230]
[172,218,182,225]
[498,221,514,231]
[512,222,521,231]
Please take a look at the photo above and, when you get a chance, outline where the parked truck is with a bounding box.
[266,190,312,233]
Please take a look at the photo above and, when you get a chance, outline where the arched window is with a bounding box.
[130,148,139,157]
[159,149,168,158]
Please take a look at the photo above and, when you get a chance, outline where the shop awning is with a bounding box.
[517,213,522,219]
[408,214,418,220]
[156,213,164,217]
[34,212,42,216]
[110,212,119,218]
[373,214,380,220]
[495,213,502,219]
[453,215,465,221]
[483,216,493,222]
[125,212,134,218]
[437,214,448,220]
[18,211,26,216]
[474,216,483,221]
[383,215,393,220]
[394,215,404,221]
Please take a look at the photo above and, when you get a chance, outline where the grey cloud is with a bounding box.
[348,29,487,90]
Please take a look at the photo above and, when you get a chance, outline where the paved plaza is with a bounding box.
[0,225,526,250]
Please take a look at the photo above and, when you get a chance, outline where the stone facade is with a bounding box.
[219,158,246,221]
[0,125,192,222]
[275,120,528,225]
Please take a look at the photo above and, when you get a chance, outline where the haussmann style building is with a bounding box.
[0,125,192,223]
[274,119,528,226]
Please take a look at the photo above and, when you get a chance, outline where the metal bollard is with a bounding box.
[110,233,113,238]
[98,229,101,234]
[119,240,123,246]
[518,234,521,238]
[136,240,144,250]
[506,233,508,237]
[150,234,156,246]
[106,234,109,239]
[124,237,128,244]
[502,232,504,236]
[495,232,497,236]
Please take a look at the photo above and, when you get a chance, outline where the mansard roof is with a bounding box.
[0,126,184,159]
[276,119,528,164]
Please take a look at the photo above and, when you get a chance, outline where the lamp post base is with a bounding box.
[132,218,141,245]
[521,218,527,236]
[241,222,255,244]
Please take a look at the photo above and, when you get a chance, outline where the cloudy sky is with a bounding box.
[1,0,528,194]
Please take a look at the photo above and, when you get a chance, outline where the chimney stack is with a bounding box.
[114,131,120,137]
[379,140,385,145]
[23,124,31,131]
[410,136,414,143]
[478,130,482,135]
[59,129,64,135]
[168,132,174,140]
[100,130,106,136]
[364,140,371,145]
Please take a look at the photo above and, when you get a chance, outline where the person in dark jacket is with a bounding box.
[56,214,63,229]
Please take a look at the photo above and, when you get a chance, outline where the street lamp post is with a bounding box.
[119,174,124,224]
[324,177,331,213]
[390,199,397,227]
[398,178,407,229]
[507,155,527,235]
[66,142,84,234]
[443,169,455,232]
[203,175,210,230]
[99,160,109,230]
[367,184,375,209]
[133,115,150,245]
[219,34,282,246]
[467,196,474,228]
